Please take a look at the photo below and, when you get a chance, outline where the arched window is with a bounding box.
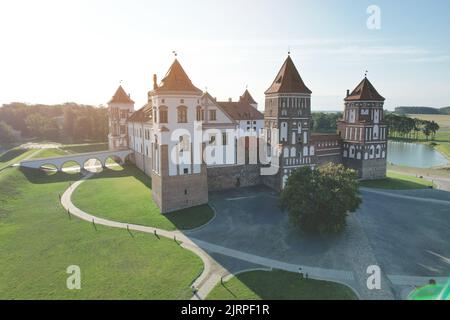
[376,145,381,158]
[290,147,296,157]
[283,147,289,158]
[196,106,204,121]
[349,145,356,158]
[159,106,168,123]
[310,146,315,156]
[177,106,187,123]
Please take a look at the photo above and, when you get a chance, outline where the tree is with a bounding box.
[0,121,16,143]
[279,164,362,234]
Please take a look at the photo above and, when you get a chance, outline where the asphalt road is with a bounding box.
[186,186,450,278]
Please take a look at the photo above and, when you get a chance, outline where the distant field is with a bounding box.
[408,114,450,132]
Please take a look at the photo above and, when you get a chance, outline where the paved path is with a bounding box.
[61,174,448,300]
[60,173,227,300]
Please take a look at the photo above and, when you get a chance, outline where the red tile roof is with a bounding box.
[265,55,312,95]
[345,77,385,102]
[217,100,264,121]
[239,89,257,105]
[154,59,202,94]
[109,85,135,104]
[128,104,152,122]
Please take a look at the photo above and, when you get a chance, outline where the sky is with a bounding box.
[0,0,449,111]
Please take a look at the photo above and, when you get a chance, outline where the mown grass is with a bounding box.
[0,167,203,299]
[207,270,358,300]
[359,171,434,190]
[72,165,214,231]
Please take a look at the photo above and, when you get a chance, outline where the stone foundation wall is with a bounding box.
[344,158,386,180]
[207,164,262,192]
[361,159,387,180]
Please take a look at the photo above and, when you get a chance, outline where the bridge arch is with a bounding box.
[83,158,104,173]
[61,160,81,173]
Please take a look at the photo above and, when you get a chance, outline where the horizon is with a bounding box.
[1,0,449,111]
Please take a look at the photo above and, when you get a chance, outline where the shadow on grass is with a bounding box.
[0,148,27,163]
[20,164,150,186]
[216,270,358,300]
[359,177,432,190]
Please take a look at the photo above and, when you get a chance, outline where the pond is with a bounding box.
[387,141,449,168]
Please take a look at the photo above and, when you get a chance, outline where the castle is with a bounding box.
[108,55,387,213]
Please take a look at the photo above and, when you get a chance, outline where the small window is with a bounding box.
[209,110,217,121]
[183,169,188,175]
[177,106,187,123]
[159,107,168,123]
[180,99,184,104]
[222,132,227,145]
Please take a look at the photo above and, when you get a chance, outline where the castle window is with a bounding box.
[177,106,187,123]
[183,169,188,175]
[222,132,227,145]
[196,106,204,121]
[209,110,217,121]
[159,106,168,123]
[184,188,188,194]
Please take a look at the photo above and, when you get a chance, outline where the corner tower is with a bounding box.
[108,85,135,150]
[263,55,315,191]
[337,77,387,179]
[149,58,208,213]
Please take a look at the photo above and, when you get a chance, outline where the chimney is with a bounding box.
[153,74,158,90]
[346,89,350,97]
[128,94,131,98]
[228,98,232,102]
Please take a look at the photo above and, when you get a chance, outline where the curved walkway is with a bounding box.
[60,173,229,300]
[60,174,447,300]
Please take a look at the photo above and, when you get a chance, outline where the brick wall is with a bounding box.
[207,164,262,191]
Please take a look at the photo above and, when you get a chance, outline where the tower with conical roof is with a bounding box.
[263,55,315,190]
[337,76,387,179]
[108,85,135,150]
[148,58,208,213]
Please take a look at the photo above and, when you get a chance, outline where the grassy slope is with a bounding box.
[0,148,37,170]
[72,165,214,231]
[0,168,203,299]
[360,171,434,190]
[207,270,358,300]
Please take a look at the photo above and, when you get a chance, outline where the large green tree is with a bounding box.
[0,121,16,143]
[280,164,362,234]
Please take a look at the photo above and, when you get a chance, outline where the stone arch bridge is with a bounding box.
[20,150,132,171]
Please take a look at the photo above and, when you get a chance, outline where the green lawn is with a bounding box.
[207,270,358,300]
[435,142,450,159]
[31,148,69,159]
[0,167,203,299]
[359,171,434,190]
[72,165,214,231]
[61,142,109,154]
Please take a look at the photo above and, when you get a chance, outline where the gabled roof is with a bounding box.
[154,59,202,94]
[345,77,385,102]
[216,100,264,121]
[109,85,135,104]
[128,104,152,123]
[265,55,312,95]
[239,89,257,105]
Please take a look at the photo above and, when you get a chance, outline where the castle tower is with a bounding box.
[263,55,315,191]
[337,77,387,179]
[239,89,258,109]
[149,58,208,213]
[108,85,135,150]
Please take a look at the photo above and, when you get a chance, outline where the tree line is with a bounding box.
[384,113,440,140]
[0,102,108,144]
[311,112,343,133]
